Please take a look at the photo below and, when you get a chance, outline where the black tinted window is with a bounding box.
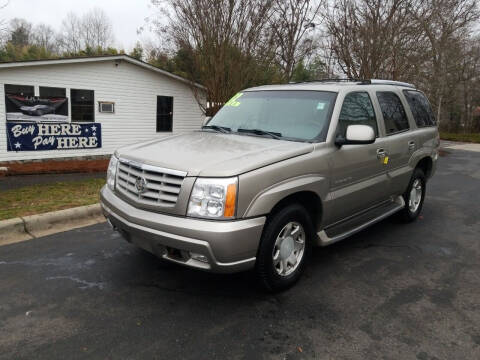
[337,92,377,137]
[40,86,66,98]
[403,90,436,127]
[157,96,173,132]
[4,84,34,96]
[71,89,94,122]
[377,92,409,134]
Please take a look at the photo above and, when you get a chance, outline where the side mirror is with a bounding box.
[203,116,212,126]
[335,124,375,146]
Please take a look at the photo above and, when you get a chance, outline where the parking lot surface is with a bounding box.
[1,146,479,359]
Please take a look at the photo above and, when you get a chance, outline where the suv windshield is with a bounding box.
[207,90,337,141]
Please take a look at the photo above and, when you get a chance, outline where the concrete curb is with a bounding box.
[0,204,105,246]
[0,218,29,244]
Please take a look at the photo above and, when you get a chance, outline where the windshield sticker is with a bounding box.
[225,93,243,107]
[316,102,326,110]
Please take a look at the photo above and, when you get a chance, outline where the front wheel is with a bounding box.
[399,168,426,222]
[255,204,314,292]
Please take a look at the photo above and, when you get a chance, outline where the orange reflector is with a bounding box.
[224,183,237,217]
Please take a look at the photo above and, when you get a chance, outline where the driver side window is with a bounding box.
[337,92,378,138]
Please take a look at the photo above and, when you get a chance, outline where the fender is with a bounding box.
[243,174,330,219]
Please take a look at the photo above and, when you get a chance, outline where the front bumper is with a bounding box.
[100,186,266,273]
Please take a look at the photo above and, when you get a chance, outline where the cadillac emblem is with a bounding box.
[135,177,147,194]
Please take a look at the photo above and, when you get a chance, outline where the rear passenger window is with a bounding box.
[337,92,378,137]
[403,90,436,127]
[377,92,409,134]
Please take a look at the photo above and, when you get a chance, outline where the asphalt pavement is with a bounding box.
[0,146,479,359]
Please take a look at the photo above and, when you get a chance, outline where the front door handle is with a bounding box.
[408,140,416,150]
[377,148,386,159]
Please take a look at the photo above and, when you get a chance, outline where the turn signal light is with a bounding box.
[224,183,237,217]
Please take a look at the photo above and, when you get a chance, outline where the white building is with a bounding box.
[0,55,206,163]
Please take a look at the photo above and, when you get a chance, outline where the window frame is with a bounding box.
[156,95,174,133]
[70,88,95,123]
[402,90,437,128]
[336,90,379,139]
[376,91,410,136]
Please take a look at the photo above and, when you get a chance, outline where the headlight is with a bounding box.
[107,154,119,190]
[187,177,238,219]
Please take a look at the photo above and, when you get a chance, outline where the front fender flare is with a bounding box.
[243,175,329,218]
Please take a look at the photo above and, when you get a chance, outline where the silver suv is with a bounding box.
[100,79,439,291]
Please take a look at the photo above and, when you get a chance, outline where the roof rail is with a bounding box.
[287,78,416,88]
[362,79,416,88]
[289,78,364,84]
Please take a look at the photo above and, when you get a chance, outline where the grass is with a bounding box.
[0,178,105,221]
[440,132,480,143]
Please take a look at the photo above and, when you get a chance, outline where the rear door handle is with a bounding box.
[408,141,416,150]
[377,148,386,159]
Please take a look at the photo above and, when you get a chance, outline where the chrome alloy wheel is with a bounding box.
[409,178,423,213]
[272,221,305,277]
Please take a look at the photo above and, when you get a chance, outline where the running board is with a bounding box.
[316,196,405,247]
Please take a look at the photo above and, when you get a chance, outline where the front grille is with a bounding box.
[116,158,186,207]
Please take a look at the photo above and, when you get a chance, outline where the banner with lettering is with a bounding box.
[6,95,68,122]
[6,122,102,151]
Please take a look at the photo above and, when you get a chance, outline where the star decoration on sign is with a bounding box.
[93,132,97,137]
[14,142,21,149]
[91,125,97,131]
[85,128,89,133]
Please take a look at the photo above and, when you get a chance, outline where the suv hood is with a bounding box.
[116,131,314,177]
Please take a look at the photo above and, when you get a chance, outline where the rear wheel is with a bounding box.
[255,204,314,292]
[399,168,426,222]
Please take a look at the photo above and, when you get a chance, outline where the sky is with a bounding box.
[1,0,157,51]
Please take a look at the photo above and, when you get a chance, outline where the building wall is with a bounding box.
[0,59,205,162]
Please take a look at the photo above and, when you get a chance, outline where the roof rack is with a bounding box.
[289,78,416,88]
[360,79,416,88]
[289,78,363,84]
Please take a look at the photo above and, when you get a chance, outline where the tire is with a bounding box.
[255,204,314,292]
[399,167,426,222]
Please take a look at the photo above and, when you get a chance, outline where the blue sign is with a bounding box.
[6,122,102,151]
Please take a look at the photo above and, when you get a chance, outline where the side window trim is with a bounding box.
[336,91,379,138]
[402,89,437,128]
[376,91,410,136]
[385,127,410,136]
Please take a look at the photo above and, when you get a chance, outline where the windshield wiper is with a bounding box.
[201,125,232,133]
[237,128,282,139]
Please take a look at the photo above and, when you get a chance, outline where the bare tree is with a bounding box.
[58,9,114,54]
[270,0,323,81]
[32,23,58,53]
[324,0,426,81]
[82,8,114,50]
[0,0,9,43]
[58,12,83,54]
[409,0,480,125]
[152,0,275,113]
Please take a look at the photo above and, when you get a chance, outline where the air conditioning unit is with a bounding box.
[99,102,115,113]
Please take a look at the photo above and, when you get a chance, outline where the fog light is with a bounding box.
[190,252,209,263]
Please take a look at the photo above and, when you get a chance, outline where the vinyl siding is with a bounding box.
[0,60,205,162]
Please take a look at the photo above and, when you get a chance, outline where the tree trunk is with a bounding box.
[436,93,443,128]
